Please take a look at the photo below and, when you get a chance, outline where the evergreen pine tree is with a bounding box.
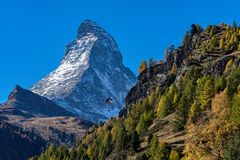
[130,131,139,151]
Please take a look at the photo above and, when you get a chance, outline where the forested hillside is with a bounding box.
[0,120,45,160]
[31,22,240,160]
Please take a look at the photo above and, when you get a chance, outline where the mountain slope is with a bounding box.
[31,20,136,123]
[0,85,92,148]
[0,120,46,160]
[33,23,240,160]
[1,85,74,118]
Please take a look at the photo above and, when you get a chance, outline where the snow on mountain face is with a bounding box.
[31,20,136,123]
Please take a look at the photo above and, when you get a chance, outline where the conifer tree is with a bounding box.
[220,37,224,49]
[164,48,169,61]
[136,114,147,133]
[114,126,126,152]
[190,24,198,38]
[209,25,218,37]
[169,149,180,160]
[230,91,240,125]
[69,147,77,160]
[232,20,237,31]
[199,78,215,110]
[157,84,176,118]
[149,58,156,68]
[182,31,190,46]
[226,68,240,96]
[224,134,240,160]
[138,60,148,74]
[171,62,177,75]
[130,131,139,151]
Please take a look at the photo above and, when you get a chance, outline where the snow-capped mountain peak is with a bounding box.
[31,20,136,123]
[77,19,105,38]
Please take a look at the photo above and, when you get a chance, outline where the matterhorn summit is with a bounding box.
[31,20,136,123]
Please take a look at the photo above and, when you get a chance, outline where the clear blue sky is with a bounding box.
[0,0,240,102]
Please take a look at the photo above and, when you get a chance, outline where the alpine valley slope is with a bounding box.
[31,20,136,123]
[0,85,93,160]
[0,85,92,147]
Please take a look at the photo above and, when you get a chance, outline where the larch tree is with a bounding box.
[138,60,148,74]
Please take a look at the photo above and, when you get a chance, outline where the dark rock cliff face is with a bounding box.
[121,53,240,118]
[124,64,169,106]
[123,43,191,107]
[121,26,240,118]
[120,63,176,118]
